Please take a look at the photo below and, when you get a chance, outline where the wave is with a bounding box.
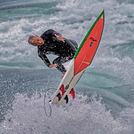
[0,93,133,134]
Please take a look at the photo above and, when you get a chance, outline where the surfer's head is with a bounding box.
[28,35,44,46]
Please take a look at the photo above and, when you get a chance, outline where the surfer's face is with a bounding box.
[30,36,44,46]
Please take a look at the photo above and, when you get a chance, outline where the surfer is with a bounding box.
[28,29,78,74]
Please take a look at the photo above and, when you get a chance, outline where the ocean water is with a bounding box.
[0,0,134,133]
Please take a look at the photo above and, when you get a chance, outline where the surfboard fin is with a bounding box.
[59,85,75,103]
[64,95,69,103]
[69,88,75,99]
[60,84,65,95]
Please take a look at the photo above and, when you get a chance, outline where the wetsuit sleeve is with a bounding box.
[65,39,77,55]
[38,50,51,67]
[41,29,61,41]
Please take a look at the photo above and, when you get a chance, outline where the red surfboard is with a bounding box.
[51,10,105,105]
[74,10,105,75]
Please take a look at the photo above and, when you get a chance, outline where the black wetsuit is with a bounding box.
[38,29,78,73]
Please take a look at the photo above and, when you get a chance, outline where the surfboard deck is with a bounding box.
[50,10,105,105]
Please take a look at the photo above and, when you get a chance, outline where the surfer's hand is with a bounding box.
[49,64,58,68]
[54,34,65,42]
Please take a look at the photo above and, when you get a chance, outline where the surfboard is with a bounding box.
[50,10,105,105]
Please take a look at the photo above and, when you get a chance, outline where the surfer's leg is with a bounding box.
[53,57,67,74]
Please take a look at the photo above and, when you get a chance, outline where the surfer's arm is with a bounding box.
[53,30,65,42]
[50,29,65,42]
[38,51,51,67]
[41,29,65,42]
[65,39,77,55]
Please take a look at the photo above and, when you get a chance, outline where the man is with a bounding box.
[28,29,78,74]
